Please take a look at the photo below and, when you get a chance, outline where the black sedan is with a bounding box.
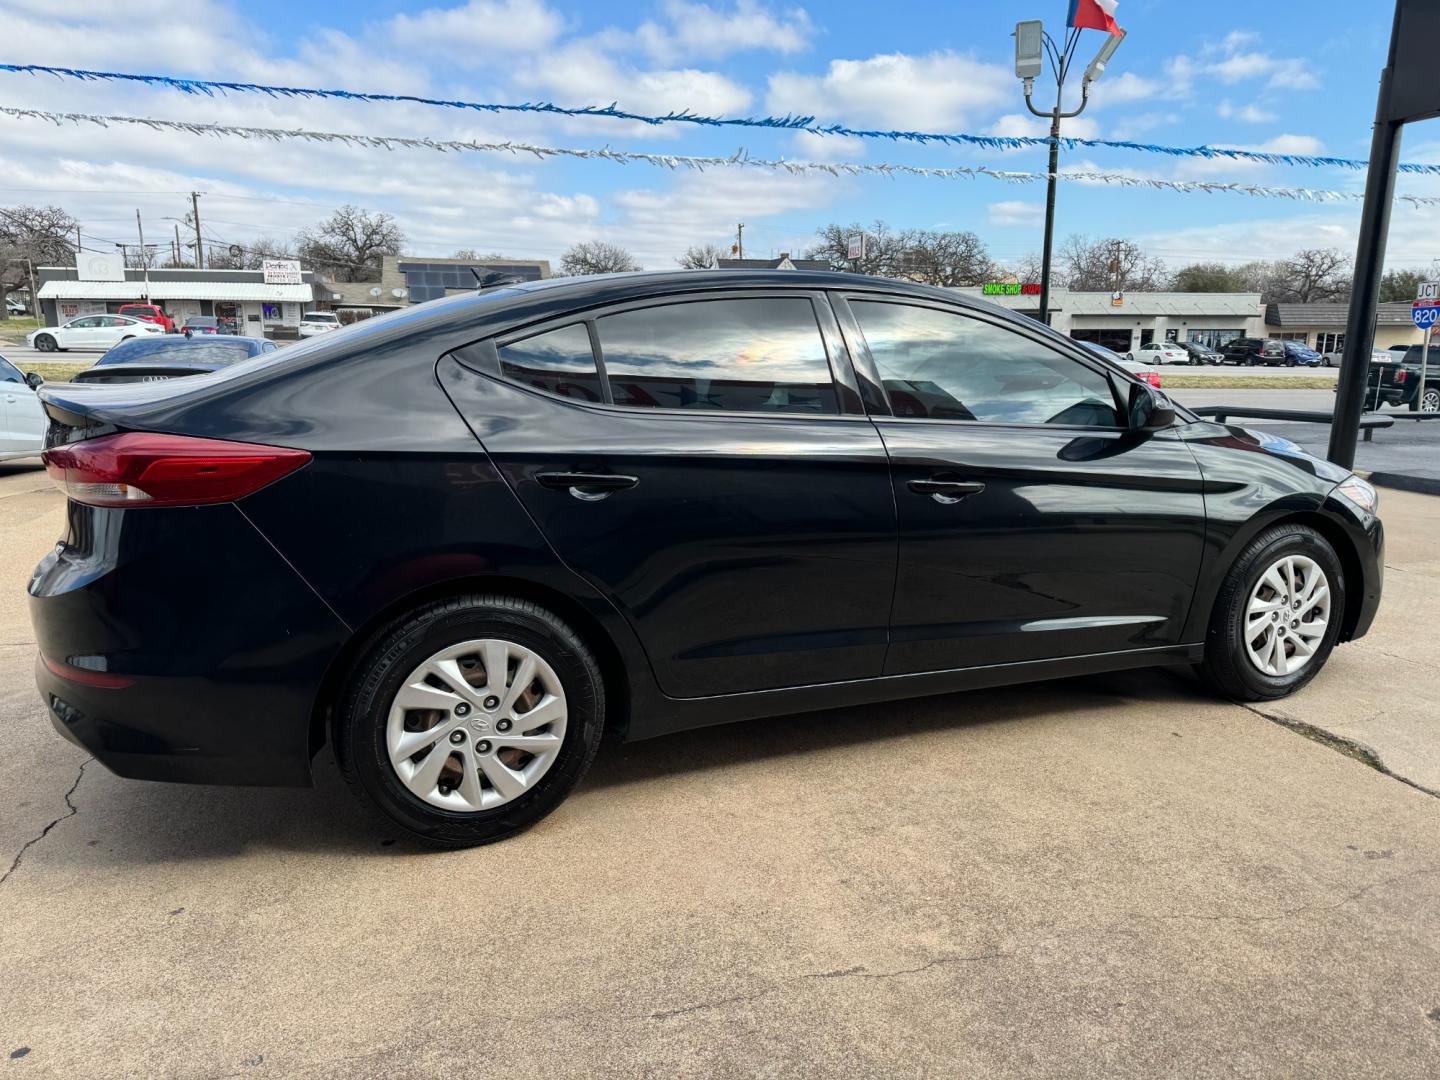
[29,271,1384,847]
[71,335,277,385]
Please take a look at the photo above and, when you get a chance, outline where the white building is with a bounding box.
[953,285,1265,354]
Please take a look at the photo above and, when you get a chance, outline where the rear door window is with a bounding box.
[596,297,837,414]
[497,323,603,402]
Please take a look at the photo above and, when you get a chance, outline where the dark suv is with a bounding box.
[29,271,1384,846]
[1222,338,1286,366]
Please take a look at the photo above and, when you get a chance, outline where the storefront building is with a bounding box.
[954,285,1265,354]
[1263,302,1425,353]
[36,256,321,337]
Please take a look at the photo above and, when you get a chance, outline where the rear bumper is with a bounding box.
[29,501,351,787]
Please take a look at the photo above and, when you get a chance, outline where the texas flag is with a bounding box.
[1067,0,1123,36]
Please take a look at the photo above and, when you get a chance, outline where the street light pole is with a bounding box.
[1015,20,1125,326]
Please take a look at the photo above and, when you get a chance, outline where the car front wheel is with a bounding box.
[1421,387,1440,412]
[35,334,57,352]
[334,595,606,847]
[1197,523,1345,702]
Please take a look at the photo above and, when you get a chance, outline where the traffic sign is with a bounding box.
[1412,299,1440,330]
[1419,280,1440,301]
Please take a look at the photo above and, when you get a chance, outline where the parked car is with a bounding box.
[26,314,163,353]
[298,311,341,337]
[29,270,1385,847]
[6,299,27,316]
[117,303,176,334]
[1366,343,1440,412]
[1133,341,1191,366]
[71,336,278,385]
[181,316,220,337]
[1281,341,1323,367]
[1320,347,1391,368]
[0,353,46,460]
[1178,341,1224,365]
[1078,340,1162,388]
[1222,338,1286,366]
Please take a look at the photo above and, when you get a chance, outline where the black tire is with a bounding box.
[35,334,57,352]
[333,595,606,848]
[1197,523,1346,702]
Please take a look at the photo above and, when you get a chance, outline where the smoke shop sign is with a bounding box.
[982,283,1042,296]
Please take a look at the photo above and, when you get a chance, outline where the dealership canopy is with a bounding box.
[37,280,315,303]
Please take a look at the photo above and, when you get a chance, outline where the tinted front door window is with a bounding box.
[498,323,603,402]
[850,301,1120,427]
[597,298,837,414]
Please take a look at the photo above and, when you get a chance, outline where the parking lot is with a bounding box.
[2,458,1438,1078]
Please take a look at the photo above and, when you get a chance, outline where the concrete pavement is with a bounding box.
[1,462,1438,1079]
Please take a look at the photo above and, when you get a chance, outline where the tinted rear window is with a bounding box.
[498,323,603,401]
[97,338,261,366]
[597,298,837,414]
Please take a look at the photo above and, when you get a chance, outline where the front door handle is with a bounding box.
[907,478,986,505]
[536,471,640,501]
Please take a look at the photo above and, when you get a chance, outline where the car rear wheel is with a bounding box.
[1421,387,1440,412]
[333,595,605,847]
[1197,523,1345,702]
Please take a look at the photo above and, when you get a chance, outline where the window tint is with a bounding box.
[851,301,1121,427]
[498,323,603,402]
[69,316,100,328]
[597,298,836,414]
[0,356,22,383]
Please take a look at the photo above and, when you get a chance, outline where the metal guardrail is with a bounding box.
[1192,406,1395,442]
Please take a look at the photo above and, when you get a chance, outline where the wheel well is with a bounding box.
[307,576,632,764]
[1269,510,1366,643]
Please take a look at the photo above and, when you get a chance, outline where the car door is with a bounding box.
[0,356,44,453]
[57,316,99,348]
[442,290,898,698]
[836,294,1208,674]
[95,316,134,349]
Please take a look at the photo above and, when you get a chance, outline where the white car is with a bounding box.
[1133,342,1192,365]
[27,314,163,353]
[0,353,46,460]
[298,311,341,337]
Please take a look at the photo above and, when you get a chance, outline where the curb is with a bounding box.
[1367,471,1440,497]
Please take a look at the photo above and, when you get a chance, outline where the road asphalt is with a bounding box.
[1,463,1438,1079]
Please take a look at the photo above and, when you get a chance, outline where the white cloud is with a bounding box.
[634,1,813,61]
[1218,100,1278,124]
[517,42,753,117]
[767,52,1011,131]
[989,114,1100,141]
[1087,72,1165,107]
[383,0,566,64]
[1203,33,1320,92]
[987,201,1044,227]
[789,131,867,162]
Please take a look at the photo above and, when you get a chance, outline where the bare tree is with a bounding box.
[1059,235,1170,292]
[805,221,902,276]
[295,205,405,283]
[0,204,79,315]
[559,241,641,276]
[1005,251,1046,283]
[893,229,995,287]
[206,236,295,270]
[677,243,726,270]
[1275,248,1351,303]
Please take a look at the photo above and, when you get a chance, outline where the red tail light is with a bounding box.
[1146,372,1163,389]
[43,433,311,507]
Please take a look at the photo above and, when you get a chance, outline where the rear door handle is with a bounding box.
[907,478,986,505]
[536,472,640,501]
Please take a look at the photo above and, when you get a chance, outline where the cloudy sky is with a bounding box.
[3,0,1438,272]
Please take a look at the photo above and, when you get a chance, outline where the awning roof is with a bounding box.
[38,280,315,302]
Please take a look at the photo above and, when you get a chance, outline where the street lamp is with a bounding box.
[1014,18,1126,325]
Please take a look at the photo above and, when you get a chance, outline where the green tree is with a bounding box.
[1171,262,1249,292]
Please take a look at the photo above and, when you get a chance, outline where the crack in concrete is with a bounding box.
[1239,702,1440,800]
[644,990,774,1021]
[805,953,1009,980]
[0,757,92,887]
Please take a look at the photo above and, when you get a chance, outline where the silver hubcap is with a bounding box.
[386,638,567,812]
[1244,555,1330,678]
[1422,388,1439,412]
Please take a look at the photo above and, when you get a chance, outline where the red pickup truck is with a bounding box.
[117,303,176,333]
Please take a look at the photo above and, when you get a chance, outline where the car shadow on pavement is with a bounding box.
[44,665,1208,867]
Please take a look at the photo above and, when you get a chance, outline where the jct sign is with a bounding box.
[261,259,302,285]
[1417,280,1440,302]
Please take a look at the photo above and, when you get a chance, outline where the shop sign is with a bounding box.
[262,259,302,285]
[982,282,1041,296]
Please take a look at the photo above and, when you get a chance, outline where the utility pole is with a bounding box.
[136,209,151,301]
[74,223,82,257]
[174,223,183,267]
[190,191,205,270]
[1014,19,1125,325]
[736,223,745,260]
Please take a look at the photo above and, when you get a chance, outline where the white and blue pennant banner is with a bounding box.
[4,62,1440,176]
[4,105,1437,208]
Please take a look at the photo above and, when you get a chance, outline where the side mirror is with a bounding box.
[24,371,43,390]
[1128,381,1175,432]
